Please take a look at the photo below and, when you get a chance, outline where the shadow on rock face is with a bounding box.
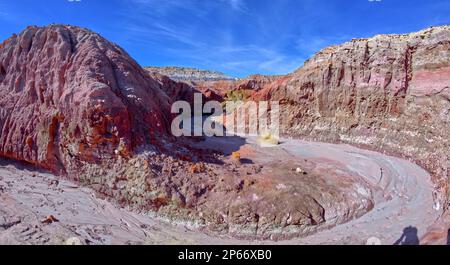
[240,158,254,165]
[0,158,51,175]
[447,229,450,245]
[394,226,420,245]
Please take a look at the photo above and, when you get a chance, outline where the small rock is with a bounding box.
[41,215,59,225]
[65,237,84,245]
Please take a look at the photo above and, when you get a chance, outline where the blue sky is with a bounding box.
[0,0,449,77]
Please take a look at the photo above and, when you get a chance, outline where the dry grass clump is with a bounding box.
[189,163,206,174]
[257,132,279,147]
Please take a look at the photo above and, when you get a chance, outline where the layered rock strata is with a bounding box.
[0,25,171,172]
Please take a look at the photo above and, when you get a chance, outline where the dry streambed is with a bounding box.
[0,137,441,245]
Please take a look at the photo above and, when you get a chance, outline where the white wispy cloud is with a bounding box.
[117,0,329,77]
[163,43,305,76]
[295,35,351,55]
[0,2,11,21]
[226,0,247,12]
[124,23,206,49]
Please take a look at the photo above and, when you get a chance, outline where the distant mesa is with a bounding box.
[145,66,236,82]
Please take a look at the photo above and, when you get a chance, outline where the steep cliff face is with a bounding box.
[0,25,171,172]
[253,26,450,207]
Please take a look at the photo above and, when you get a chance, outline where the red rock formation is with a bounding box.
[149,72,198,104]
[191,74,285,102]
[146,69,286,103]
[251,26,450,208]
[148,72,223,104]
[0,25,171,172]
[189,26,449,210]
